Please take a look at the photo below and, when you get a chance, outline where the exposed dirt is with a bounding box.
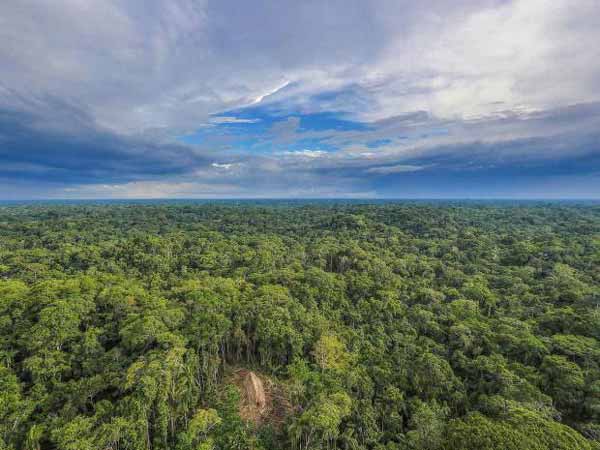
[230,368,293,427]
[244,371,266,412]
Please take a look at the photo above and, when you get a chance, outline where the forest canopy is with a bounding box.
[0,201,599,450]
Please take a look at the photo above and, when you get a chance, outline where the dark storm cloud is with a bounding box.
[0,98,209,184]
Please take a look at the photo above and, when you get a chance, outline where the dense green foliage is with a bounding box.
[0,201,599,450]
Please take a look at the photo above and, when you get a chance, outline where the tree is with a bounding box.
[444,408,594,450]
[312,334,350,371]
[290,392,352,450]
[540,355,585,415]
[406,400,448,450]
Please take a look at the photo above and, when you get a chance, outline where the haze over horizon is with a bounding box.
[1,0,599,199]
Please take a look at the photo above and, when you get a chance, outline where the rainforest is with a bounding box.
[0,201,599,450]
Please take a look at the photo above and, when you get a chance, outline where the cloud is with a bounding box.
[6,0,598,135]
[0,100,212,184]
[209,117,261,125]
[367,165,425,175]
[211,162,234,169]
[1,0,599,198]
[61,181,241,199]
[281,150,327,159]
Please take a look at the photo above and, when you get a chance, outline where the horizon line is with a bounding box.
[1,197,599,202]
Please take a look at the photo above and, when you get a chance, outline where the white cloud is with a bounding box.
[281,150,327,159]
[366,164,425,175]
[251,80,292,105]
[209,117,261,125]
[356,0,600,121]
[61,180,240,199]
[211,162,234,169]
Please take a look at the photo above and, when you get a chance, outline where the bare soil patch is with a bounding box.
[230,368,293,427]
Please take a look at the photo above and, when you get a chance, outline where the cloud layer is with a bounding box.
[1,0,599,198]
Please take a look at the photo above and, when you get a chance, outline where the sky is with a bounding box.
[1,0,599,199]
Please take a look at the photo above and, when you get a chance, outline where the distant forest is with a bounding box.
[0,202,599,450]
